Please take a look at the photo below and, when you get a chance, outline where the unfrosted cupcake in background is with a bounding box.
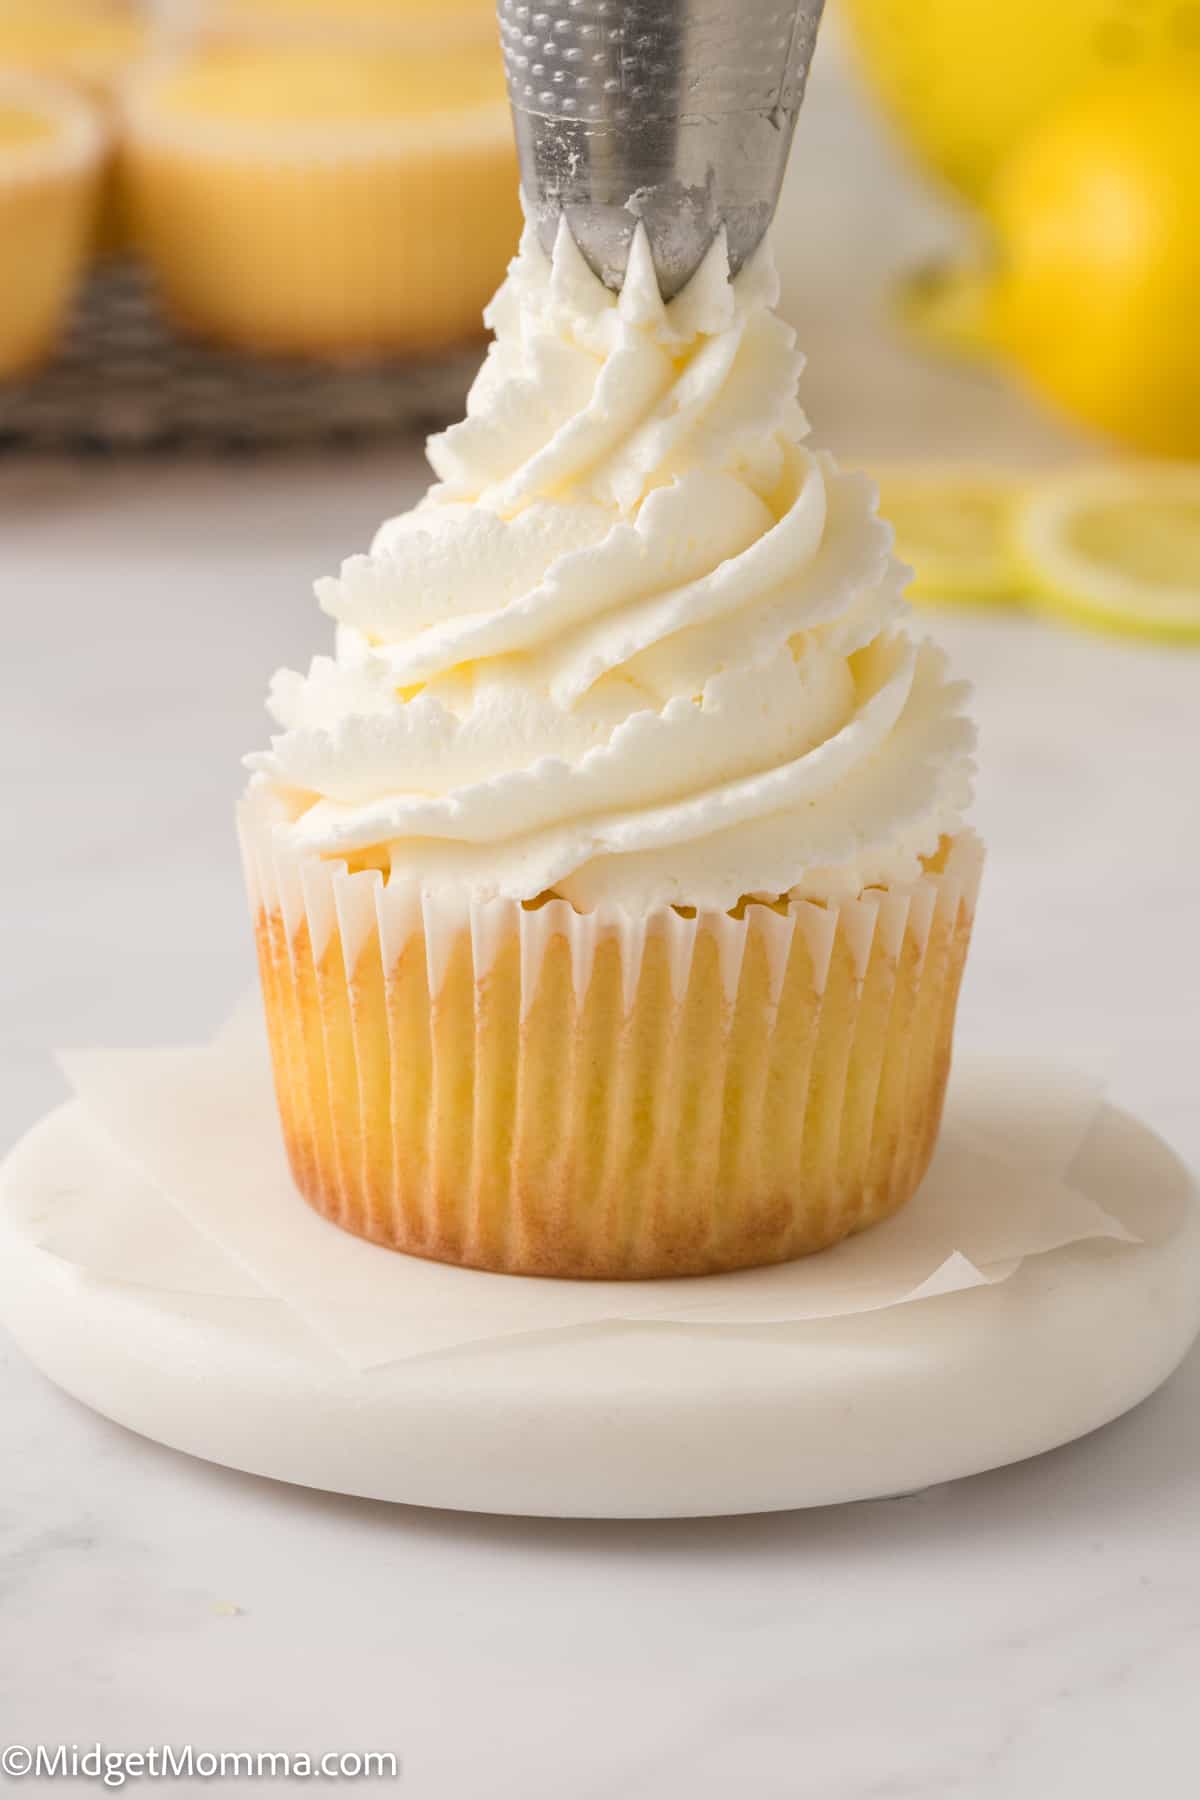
[202,0,495,43]
[121,31,521,358]
[0,0,147,251]
[0,0,144,100]
[241,223,983,1280]
[0,75,105,375]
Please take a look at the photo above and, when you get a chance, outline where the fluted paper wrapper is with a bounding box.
[237,798,984,1279]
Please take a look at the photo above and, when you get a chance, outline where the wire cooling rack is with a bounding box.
[0,263,481,455]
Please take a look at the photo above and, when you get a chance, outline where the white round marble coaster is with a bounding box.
[2,1096,1198,1518]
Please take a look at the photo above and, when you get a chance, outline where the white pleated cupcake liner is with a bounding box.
[238,795,983,1018]
[238,790,982,1278]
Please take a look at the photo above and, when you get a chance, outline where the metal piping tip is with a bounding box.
[497,0,826,300]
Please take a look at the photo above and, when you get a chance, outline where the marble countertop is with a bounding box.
[3,35,1199,1799]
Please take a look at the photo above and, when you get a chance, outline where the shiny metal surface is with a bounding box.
[497,0,825,297]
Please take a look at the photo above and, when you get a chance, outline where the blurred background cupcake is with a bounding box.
[205,0,496,44]
[0,73,105,374]
[122,19,521,358]
[0,0,145,102]
[0,0,147,249]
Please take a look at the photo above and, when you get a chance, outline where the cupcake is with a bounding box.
[0,0,148,252]
[0,75,105,377]
[241,224,982,1279]
[122,34,522,358]
[0,0,144,100]
[204,0,494,41]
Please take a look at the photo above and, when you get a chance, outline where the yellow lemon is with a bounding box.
[990,72,1200,458]
[840,0,1200,205]
[1015,464,1200,641]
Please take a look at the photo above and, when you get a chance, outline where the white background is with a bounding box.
[3,22,1199,1796]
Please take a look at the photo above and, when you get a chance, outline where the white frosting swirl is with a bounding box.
[247,222,975,910]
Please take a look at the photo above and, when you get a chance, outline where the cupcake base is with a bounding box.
[240,805,983,1279]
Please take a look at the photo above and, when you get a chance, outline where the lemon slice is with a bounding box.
[872,466,1025,605]
[1016,465,1200,641]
